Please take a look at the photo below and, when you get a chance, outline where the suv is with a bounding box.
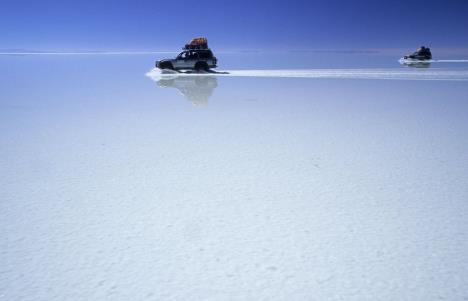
[156,49,217,71]
[156,37,218,71]
[403,46,432,61]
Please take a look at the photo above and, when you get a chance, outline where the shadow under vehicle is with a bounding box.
[156,75,218,106]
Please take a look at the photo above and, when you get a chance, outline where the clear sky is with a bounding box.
[1,0,468,51]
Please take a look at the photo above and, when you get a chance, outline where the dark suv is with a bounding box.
[404,46,432,61]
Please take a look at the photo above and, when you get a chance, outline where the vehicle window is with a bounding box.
[177,51,188,59]
[198,51,213,59]
[188,51,199,59]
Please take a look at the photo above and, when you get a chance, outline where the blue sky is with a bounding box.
[1,0,468,51]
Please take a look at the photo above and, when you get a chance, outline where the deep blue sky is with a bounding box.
[1,0,468,51]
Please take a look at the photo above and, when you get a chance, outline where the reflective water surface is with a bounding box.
[1,53,468,300]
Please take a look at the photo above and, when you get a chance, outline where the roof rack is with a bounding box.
[183,37,209,50]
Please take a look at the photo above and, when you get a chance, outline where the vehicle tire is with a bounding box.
[159,61,174,70]
[195,61,209,71]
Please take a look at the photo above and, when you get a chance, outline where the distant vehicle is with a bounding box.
[399,46,433,67]
[155,37,218,71]
[402,46,432,61]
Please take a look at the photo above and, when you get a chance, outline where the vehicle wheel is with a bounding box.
[195,62,209,71]
[159,62,174,70]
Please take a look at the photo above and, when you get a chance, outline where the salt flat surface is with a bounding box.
[148,67,468,81]
[1,55,468,300]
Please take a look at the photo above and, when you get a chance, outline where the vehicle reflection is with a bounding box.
[156,75,218,106]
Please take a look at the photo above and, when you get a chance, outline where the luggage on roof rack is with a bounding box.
[183,37,209,50]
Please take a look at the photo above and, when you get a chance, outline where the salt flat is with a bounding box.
[147,67,468,81]
[1,54,468,300]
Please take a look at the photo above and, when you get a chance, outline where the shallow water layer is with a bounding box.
[1,54,468,300]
